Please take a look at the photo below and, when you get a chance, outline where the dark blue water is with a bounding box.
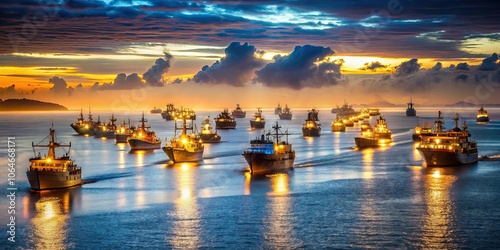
[1,107,500,249]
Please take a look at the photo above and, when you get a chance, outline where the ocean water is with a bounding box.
[1,107,500,249]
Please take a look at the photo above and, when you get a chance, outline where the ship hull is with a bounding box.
[70,124,93,135]
[94,130,115,139]
[331,126,346,132]
[116,134,129,143]
[232,112,246,118]
[215,121,236,129]
[200,134,221,143]
[279,114,292,120]
[243,152,295,174]
[406,109,416,116]
[302,128,321,137]
[163,146,204,162]
[250,121,265,129]
[27,170,82,190]
[355,137,379,148]
[476,117,489,122]
[417,148,478,166]
[128,139,161,150]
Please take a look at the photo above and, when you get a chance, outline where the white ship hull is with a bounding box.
[128,139,161,150]
[417,148,478,166]
[163,146,204,162]
[27,170,82,190]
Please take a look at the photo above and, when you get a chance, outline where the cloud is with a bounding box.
[393,58,421,77]
[455,63,470,71]
[49,76,68,92]
[431,62,442,71]
[254,45,343,89]
[143,51,173,87]
[477,53,498,71]
[360,61,389,71]
[92,73,144,90]
[0,84,17,96]
[193,42,266,86]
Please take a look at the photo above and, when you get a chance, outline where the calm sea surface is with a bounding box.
[1,107,500,249]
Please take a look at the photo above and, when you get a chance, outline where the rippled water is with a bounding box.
[1,107,500,249]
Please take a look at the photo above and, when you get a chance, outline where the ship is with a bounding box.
[161,103,176,120]
[274,103,282,114]
[163,115,204,162]
[243,122,295,174]
[26,127,82,190]
[70,108,94,135]
[231,104,246,118]
[278,104,293,120]
[368,108,380,116]
[177,106,196,120]
[342,118,355,127]
[115,119,136,143]
[331,114,346,132]
[331,105,340,113]
[150,106,162,114]
[250,108,266,129]
[94,114,117,139]
[215,108,237,129]
[412,120,434,141]
[360,120,371,131]
[199,115,221,143]
[90,116,102,136]
[128,113,161,150]
[416,112,478,166]
[354,114,392,148]
[302,109,321,137]
[337,100,358,118]
[406,97,416,116]
[476,105,490,122]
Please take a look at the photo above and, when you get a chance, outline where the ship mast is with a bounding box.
[32,127,71,158]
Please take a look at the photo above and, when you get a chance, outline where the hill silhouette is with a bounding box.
[0,98,68,111]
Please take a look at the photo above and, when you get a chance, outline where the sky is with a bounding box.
[0,0,499,109]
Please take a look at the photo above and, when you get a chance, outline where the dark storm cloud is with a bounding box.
[393,59,421,77]
[0,0,499,58]
[193,42,265,86]
[143,51,173,87]
[360,61,389,71]
[455,63,470,71]
[477,53,499,71]
[254,45,343,89]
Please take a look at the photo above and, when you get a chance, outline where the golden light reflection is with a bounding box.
[134,150,145,167]
[362,148,374,179]
[168,162,200,249]
[421,167,458,249]
[264,173,300,248]
[244,171,252,195]
[31,192,71,250]
[333,132,341,154]
[118,149,126,169]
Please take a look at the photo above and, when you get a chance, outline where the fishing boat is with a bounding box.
[150,106,162,114]
[360,120,371,132]
[128,113,161,150]
[177,106,196,120]
[26,127,82,190]
[331,105,340,113]
[231,104,246,118]
[416,112,478,166]
[354,114,392,148]
[215,108,237,129]
[115,119,136,143]
[161,103,176,120]
[342,118,355,127]
[90,116,102,136]
[406,97,416,116]
[243,122,295,174]
[337,100,358,118]
[412,122,434,141]
[278,104,293,120]
[302,109,321,137]
[250,108,266,129]
[476,105,489,122]
[199,115,221,143]
[274,103,282,114]
[331,114,346,132]
[70,108,94,135]
[163,115,204,162]
[94,114,117,139]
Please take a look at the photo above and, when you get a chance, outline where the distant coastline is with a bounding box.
[0,98,68,111]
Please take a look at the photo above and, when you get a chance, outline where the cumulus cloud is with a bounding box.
[477,53,498,71]
[393,58,421,77]
[92,73,145,90]
[455,62,470,71]
[254,45,343,89]
[143,51,174,87]
[48,76,72,95]
[0,84,17,96]
[431,62,442,71]
[193,42,266,86]
[360,61,389,71]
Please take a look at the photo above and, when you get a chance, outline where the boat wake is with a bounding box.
[203,150,245,159]
[83,172,135,184]
[479,154,500,161]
